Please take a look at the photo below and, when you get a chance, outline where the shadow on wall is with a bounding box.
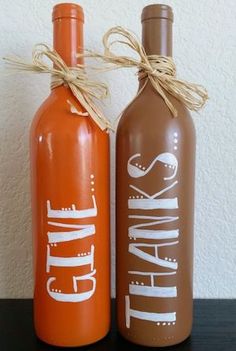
[0,70,34,298]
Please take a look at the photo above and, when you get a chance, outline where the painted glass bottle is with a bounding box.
[116,5,195,347]
[30,4,110,347]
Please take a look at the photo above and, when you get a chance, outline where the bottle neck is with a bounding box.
[53,17,84,67]
[139,18,173,91]
[142,18,173,57]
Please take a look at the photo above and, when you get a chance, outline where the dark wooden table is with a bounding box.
[0,299,235,350]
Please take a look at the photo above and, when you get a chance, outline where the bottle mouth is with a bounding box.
[52,3,84,22]
[141,4,173,23]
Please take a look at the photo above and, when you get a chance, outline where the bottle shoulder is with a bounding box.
[117,84,195,139]
[30,87,105,138]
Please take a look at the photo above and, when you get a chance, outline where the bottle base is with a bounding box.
[118,329,191,348]
[36,329,110,348]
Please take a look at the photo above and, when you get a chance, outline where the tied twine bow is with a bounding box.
[3,44,112,131]
[87,26,208,117]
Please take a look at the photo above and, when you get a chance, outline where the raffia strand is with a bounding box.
[85,26,208,117]
[3,44,112,131]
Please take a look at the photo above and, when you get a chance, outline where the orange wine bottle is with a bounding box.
[116,5,195,347]
[30,4,110,347]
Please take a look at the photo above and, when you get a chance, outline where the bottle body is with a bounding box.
[116,82,195,346]
[31,87,110,346]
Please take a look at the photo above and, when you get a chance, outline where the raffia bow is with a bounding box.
[87,26,208,117]
[3,44,112,131]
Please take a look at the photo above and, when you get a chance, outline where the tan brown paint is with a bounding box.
[116,5,195,347]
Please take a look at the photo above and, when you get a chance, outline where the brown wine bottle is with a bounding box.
[116,5,195,347]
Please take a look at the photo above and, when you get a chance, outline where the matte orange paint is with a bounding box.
[30,4,110,347]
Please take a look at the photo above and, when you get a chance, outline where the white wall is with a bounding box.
[0,0,235,298]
